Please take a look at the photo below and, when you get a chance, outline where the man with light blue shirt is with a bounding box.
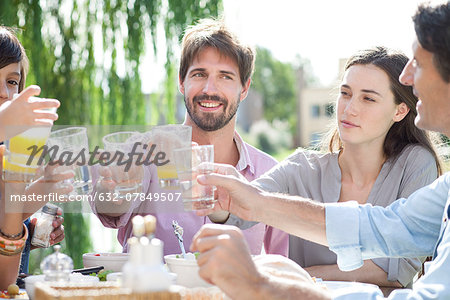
[191,2,450,299]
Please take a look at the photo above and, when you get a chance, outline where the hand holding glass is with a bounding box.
[47,127,92,195]
[2,97,57,183]
[102,131,144,200]
[173,145,216,211]
[149,125,192,189]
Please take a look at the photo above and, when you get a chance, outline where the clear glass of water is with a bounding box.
[102,131,145,199]
[173,145,216,211]
[47,127,92,195]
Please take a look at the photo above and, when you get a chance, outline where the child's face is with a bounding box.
[0,62,21,105]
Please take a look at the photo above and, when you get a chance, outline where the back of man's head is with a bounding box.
[179,18,255,86]
[413,1,450,82]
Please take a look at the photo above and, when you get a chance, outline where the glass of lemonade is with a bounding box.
[2,98,57,183]
[149,125,192,189]
[3,127,53,182]
[47,127,92,195]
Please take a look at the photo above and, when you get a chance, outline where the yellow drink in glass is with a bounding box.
[156,164,178,181]
[3,126,52,182]
[149,125,192,189]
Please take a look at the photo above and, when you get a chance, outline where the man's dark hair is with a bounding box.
[413,2,450,82]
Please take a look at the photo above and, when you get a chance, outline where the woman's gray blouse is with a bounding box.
[251,145,438,287]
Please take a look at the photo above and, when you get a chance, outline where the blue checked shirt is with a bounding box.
[326,173,450,299]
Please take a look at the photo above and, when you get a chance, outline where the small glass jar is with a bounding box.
[31,203,59,248]
[40,245,73,282]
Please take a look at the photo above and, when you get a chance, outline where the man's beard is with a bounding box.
[185,94,240,131]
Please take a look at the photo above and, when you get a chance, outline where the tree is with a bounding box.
[1,0,221,269]
[252,47,296,129]
[251,47,318,144]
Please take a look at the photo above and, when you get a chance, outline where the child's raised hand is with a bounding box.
[0,85,60,141]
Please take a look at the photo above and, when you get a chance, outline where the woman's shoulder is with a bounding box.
[388,144,438,179]
[395,144,436,164]
[283,148,338,167]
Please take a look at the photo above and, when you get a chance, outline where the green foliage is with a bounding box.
[2,0,221,126]
[1,0,221,273]
[252,47,298,134]
[251,47,319,138]
[247,120,292,156]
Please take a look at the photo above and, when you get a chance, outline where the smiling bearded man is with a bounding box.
[92,18,289,260]
[185,92,240,132]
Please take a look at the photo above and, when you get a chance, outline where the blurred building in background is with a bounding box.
[295,58,346,147]
[236,90,264,132]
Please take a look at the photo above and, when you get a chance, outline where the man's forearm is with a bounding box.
[254,192,328,246]
[256,276,331,300]
[305,260,402,287]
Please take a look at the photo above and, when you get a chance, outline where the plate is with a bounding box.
[0,288,28,299]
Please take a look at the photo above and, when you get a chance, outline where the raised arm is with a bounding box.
[197,171,329,245]
[326,175,448,272]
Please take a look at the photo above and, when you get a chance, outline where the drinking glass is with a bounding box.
[148,125,192,189]
[173,145,216,211]
[2,98,57,183]
[47,127,92,195]
[102,131,145,199]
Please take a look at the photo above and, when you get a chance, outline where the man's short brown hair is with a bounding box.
[179,18,255,87]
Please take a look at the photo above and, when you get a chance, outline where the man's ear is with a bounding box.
[393,102,410,122]
[239,78,252,102]
[179,74,185,95]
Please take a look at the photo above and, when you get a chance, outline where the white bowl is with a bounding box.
[164,254,211,288]
[82,252,130,272]
[25,273,99,299]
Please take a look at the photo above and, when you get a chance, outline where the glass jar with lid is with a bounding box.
[40,245,73,282]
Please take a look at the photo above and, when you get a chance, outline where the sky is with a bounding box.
[221,0,429,85]
[141,0,433,93]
